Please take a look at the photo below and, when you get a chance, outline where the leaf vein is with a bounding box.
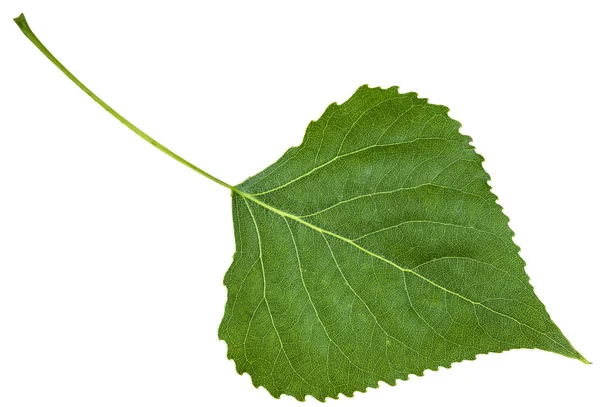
[283,217,376,376]
[238,190,579,359]
[320,232,428,360]
[247,137,462,197]
[243,198,318,390]
[298,182,486,219]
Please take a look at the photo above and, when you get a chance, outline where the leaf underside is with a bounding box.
[218,86,585,401]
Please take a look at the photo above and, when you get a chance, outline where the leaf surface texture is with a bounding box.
[218,86,584,401]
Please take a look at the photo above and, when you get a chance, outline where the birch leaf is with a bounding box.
[14,14,587,403]
[218,85,587,400]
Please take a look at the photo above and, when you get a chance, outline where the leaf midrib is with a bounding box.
[234,188,579,359]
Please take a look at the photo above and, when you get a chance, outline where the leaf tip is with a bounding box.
[578,355,592,365]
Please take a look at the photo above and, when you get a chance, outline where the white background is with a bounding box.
[1,1,598,406]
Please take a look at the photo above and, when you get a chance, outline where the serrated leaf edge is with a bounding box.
[219,85,589,402]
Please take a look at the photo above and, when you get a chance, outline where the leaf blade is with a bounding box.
[220,86,587,401]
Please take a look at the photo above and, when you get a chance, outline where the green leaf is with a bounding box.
[14,13,587,403]
[218,85,587,400]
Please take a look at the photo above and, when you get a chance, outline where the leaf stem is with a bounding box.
[13,13,234,191]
